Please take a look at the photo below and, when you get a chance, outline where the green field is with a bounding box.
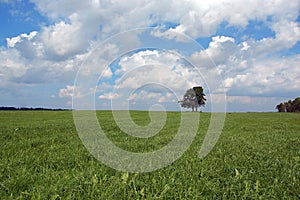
[0,111,299,199]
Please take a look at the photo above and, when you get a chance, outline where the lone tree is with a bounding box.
[179,86,206,112]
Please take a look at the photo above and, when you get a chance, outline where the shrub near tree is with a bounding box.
[276,97,300,112]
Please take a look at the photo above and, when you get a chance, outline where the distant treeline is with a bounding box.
[0,107,70,111]
[276,97,300,112]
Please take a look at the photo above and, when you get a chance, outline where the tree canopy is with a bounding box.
[179,86,206,112]
[276,97,300,112]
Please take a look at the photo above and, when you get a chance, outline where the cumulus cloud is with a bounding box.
[101,68,113,78]
[117,49,180,73]
[191,36,237,67]
[151,26,190,42]
[98,92,120,100]
[115,50,201,92]
[6,31,37,48]
[59,85,77,98]
[222,55,300,97]
[128,90,177,104]
[30,0,299,40]
[148,0,299,40]
[1,0,299,110]
[0,48,27,80]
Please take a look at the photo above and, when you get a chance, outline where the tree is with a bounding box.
[285,100,293,112]
[275,97,300,112]
[179,86,206,112]
[193,86,206,107]
[292,97,300,112]
[276,103,286,112]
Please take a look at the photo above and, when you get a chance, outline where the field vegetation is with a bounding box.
[0,111,299,199]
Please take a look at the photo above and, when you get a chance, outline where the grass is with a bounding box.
[0,111,299,199]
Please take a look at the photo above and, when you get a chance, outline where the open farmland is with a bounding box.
[0,111,299,199]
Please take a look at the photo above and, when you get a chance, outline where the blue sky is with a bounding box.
[0,0,299,112]
[0,0,48,46]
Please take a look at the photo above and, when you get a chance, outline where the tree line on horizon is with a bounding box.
[0,107,69,111]
[276,97,300,112]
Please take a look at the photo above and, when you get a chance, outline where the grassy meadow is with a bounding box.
[0,111,299,199]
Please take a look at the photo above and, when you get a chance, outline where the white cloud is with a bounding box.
[241,42,250,51]
[147,0,299,40]
[222,55,300,97]
[127,90,177,104]
[243,20,299,59]
[0,49,26,79]
[101,67,113,78]
[39,14,92,59]
[224,75,247,88]
[151,26,190,42]
[6,31,37,48]
[59,85,82,98]
[158,96,166,103]
[115,50,200,93]
[98,92,120,100]
[116,50,178,74]
[116,65,196,90]
[30,0,299,41]
[1,0,299,110]
[191,36,236,67]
